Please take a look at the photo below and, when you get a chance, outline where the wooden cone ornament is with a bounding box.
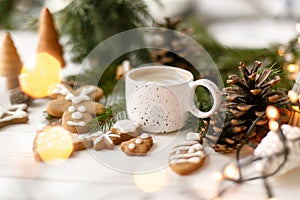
[37,8,65,67]
[0,33,23,89]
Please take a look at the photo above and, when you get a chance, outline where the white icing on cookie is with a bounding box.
[0,104,28,122]
[71,112,83,120]
[135,138,142,144]
[141,133,150,139]
[68,106,76,112]
[78,131,103,140]
[67,121,86,127]
[94,132,113,145]
[107,132,121,138]
[65,86,96,105]
[113,120,139,133]
[77,106,87,112]
[186,132,201,141]
[171,157,201,164]
[52,84,71,96]
[170,141,205,165]
[65,93,90,105]
[128,143,136,150]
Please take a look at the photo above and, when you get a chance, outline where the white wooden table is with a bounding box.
[1,79,300,200]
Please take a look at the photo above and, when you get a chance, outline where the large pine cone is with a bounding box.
[205,61,289,152]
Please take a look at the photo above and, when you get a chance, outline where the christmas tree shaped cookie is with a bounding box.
[37,7,65,67]
[0,33,23,89]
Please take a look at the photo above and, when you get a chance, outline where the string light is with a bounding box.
[277,46,285,56]
[223,164,239,180]
[266,106,279,120]
[213,172,223,181]
[268,119,279,132]
[287,64,299,73]
[288,90,299,104]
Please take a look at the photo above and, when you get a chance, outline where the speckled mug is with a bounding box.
[125,66,222,133]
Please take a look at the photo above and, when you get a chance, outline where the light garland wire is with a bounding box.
[215,107,292,199]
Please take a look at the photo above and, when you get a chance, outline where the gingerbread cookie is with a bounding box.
[71,132,102,151]
[46,83,104,133]
[93,130,122,151]
[169,132,205,175]
[0,104,29,128]
[120,133,153,156]
[111,120,141,141]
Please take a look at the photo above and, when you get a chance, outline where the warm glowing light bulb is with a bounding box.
[287,64,299,73]
[134,170,168,193]
[288,90,299,103]
[266,106,279,120]
[36,126,73,162]
[269,119,279,132]
[19,53,62,98]
[277,46,285,56]
[223,164,239,180]
[268,197,277,200]
[213,172,223,181]
[296,23,300,33]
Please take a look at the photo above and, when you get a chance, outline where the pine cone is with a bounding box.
[150,17,200,79]
[205,61,288,152]
[10,87,33,106]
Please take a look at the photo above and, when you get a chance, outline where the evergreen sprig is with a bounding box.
[88,99,126,132]
[57,0,153,63]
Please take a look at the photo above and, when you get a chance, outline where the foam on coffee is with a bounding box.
[130,67,191,85]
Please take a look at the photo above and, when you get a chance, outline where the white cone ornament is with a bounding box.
[254,124,300,176]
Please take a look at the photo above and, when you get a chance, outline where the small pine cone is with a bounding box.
[150,17,200,79]
[10,87,33,106]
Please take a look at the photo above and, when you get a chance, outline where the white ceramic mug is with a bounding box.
[125,66,222,133]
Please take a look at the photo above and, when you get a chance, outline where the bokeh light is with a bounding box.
[36,126,73,162]
[19,52,62,98]
[268,119,279,132]
[223,164,239,180]
[287,64,299,73]
[134,169,168,193]
[266,106,279,120]
[288,90,299,103]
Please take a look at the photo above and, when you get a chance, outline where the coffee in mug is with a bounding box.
[125,65,222,133]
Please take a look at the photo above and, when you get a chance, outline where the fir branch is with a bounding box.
[57,0,153,63]
[88,99,126,132]
[42,111,60,124]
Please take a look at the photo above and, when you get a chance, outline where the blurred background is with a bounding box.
[0,0,299,87]
[1,0,299,48]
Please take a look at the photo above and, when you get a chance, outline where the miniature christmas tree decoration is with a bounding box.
[0,32,23,89]
[37,7,65,67]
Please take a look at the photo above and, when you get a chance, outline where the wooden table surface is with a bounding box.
[0,79,300,200]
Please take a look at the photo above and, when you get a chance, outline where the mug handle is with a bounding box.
[189,79,222,118]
